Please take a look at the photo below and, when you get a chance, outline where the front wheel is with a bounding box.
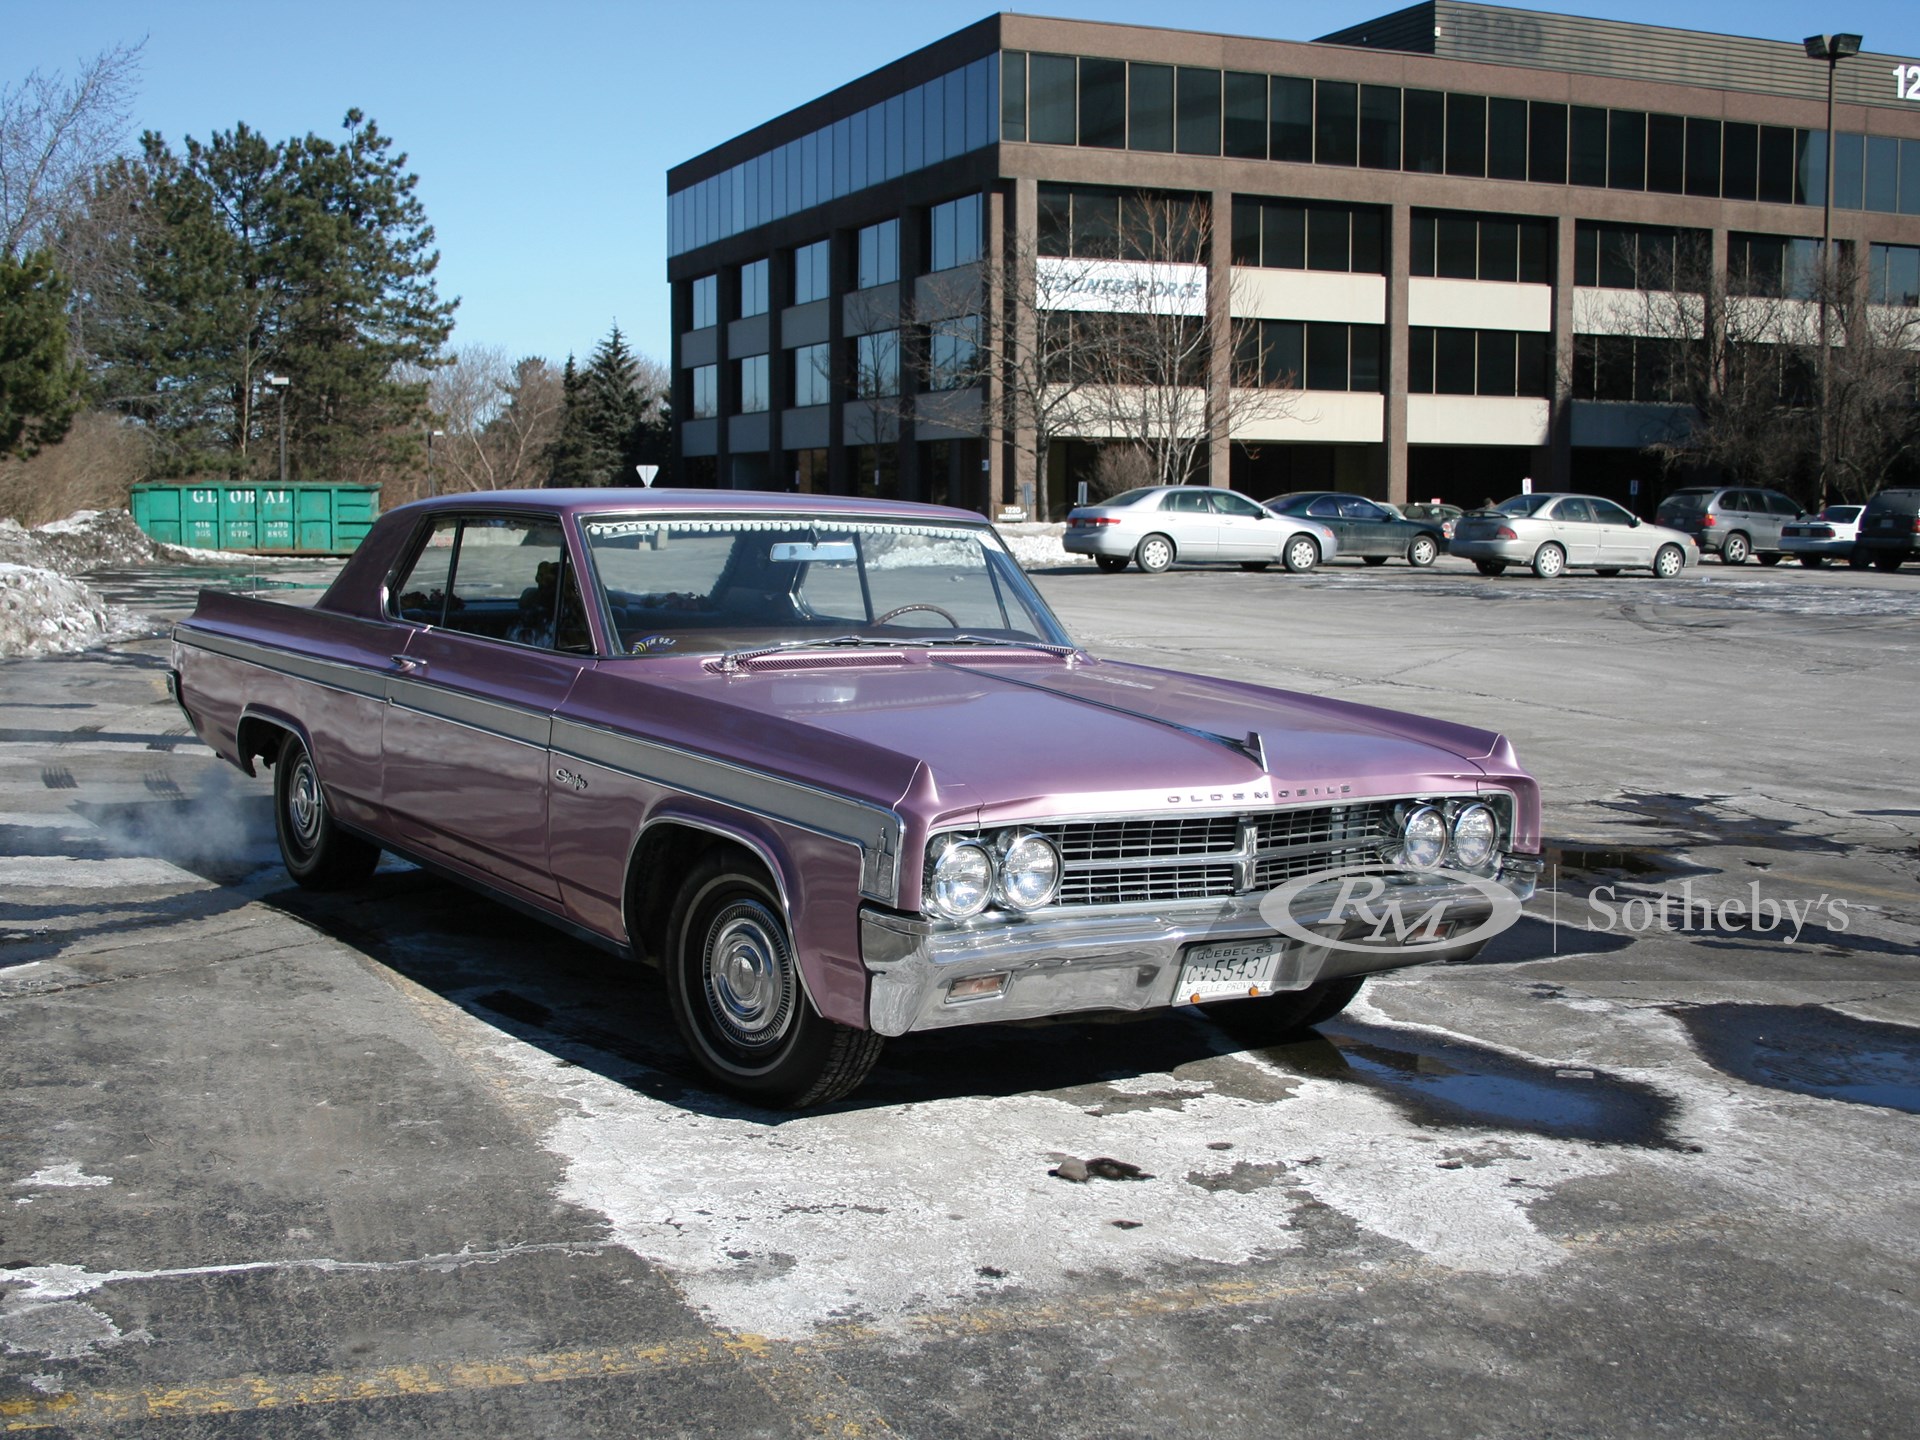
[1531,543,1566,579]
[1652,543,1685,579]
[1093,555,1129,573]
[665,856,882,1107]
[1474,559,1508,576]
[1721,532,1751,564]
[1283,536,1320,573]
[1134,533,1176,574]
[1206,976,1366,1045]
[1407,535,1438,567]
[273,731,379,890]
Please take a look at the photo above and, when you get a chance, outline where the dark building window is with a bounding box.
[735,353,769,414]
[929,194,982,272]
[1573,334,1681,403]
[1759,125,1796,205]
[1360,86,1400,170]
[1685,118,1721,198]
[1315,80,1358,167]
[1404,89,1443,174]
[1079,57,1126,149]
[1870,243,1920,306]
[690,364,717,419]
[689,274,717,330]
[1570,106,1608,188]
[1224,71,1267,159]
[1040,185,1205,261]
[1608,110,1646,190]
[854,331,899,399]
[1528,102,1567,184]
[789,343,831,407]
[1487,96,1527,181]
[1001,52,1027,143]
[738,258,769,319]
[1446,93,1486,178]
[1245,320,1383,391]
[1647,114,1684,194]
[1864,135,1900,212]
[1411,211,1551,284]
[1410,328,1552,397]
[1723,123,1759,201]
[1728,233,1825,299]
[1030,53,1077,145]
[1574,221,1705,290]
[928,316,980,391]
[1270,76,1312,163]
[1232,198,1386,274]
[791,241,830,306]
[856,219,899,289]
[1130,64,1174,152]
[1177,67,1221,155]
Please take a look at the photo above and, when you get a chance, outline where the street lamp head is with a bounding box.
[1803,32,1863,60]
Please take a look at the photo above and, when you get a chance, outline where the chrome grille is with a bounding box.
[1056,863,1240,907]
[1053,816,1239,862]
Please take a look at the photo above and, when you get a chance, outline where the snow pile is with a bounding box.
[0,563,153,659]
[10,509,176,571]
[995,522,1088,570]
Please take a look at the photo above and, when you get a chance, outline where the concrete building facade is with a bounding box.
[666,3,1920,516]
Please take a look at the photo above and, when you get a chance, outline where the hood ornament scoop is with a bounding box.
[953,663,1268,770]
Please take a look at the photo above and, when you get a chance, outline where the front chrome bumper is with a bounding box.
[861,857,1540,1036]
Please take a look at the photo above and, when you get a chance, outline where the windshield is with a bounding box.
[581,513,1072,656]
[1493,494,1554,516]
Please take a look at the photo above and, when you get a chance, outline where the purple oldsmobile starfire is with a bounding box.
[172,491,1541,1107]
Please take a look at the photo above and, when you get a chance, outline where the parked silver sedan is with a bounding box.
[1450,493,1697,579]
[1780,505,1865,568]
[1064,486,1340,574]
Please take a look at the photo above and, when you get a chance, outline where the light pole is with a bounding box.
[1803,31,1862,506]
[426,428,445,497]
[265,373,290,486]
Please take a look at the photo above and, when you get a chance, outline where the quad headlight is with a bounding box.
[925,828,1061,918]
[1399,805,1448,870]
[927,836,993,919]
[1449,802,1499,869]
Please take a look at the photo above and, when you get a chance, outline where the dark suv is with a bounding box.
[1858,489,1920,571]
[1655,486,1803,565]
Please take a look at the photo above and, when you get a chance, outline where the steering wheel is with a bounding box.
[873,602,960,627]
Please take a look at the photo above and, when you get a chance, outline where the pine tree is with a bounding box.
[545,356,595,487]
[0,249,85,457]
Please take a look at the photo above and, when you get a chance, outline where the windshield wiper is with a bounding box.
[716,632,1081,671]
[716,634,900,671]
[939,634,1083,659]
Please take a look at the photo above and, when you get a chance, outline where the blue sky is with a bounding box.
[11,1,1914,367]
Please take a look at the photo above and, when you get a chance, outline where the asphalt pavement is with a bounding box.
[2,553,1917,1437]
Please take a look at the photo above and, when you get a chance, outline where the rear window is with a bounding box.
[1826,506,1863,522]
[1102,488,1158,507]
[1866,491,1920,516]
[1494,494,1554,516]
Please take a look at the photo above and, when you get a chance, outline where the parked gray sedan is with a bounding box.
[1450,494,1698,578]
[1064,486,1340,574]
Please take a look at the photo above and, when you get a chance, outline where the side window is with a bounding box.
[1340,498,1380,520]
[393,518,461,624]
[1721,490,1755,513]
[442,517,582,651]
[1591,499,1636,525]
[1555,497,1595,523]
[1163,491,1208,513]
[1305,496,1344,518]
[1213,491,1266,518]
[1764,492,1800,516]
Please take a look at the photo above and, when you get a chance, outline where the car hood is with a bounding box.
[566,651,1526,833]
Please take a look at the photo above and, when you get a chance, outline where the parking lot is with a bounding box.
[3,553,1918,1437]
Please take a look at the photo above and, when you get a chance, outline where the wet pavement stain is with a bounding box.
[1593,791,1851,855]
[1260,1021,1681,1147]
[1672,1003,1920,1115]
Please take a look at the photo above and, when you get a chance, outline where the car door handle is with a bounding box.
[389,655,426,674]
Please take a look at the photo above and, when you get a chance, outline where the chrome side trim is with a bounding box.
[552,717,902,903]
[175,626,387,701]
[386,676,552,749]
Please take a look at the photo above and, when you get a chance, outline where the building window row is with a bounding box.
[1409,328,1553,398]
[1572,334,1684,404]
[1037,184,1205,262]
[1727,233,1826,299]
[1869,243,1920,306]
[1000,48,1918,214]
[1573,222,1708,291]
[1241,319,1383,392]
[1231,199,1384,275]
[1410,210,1552,285]
[669,54,995,257]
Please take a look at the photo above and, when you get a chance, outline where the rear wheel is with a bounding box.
[1531,543,1566,579]
[1798,555,1827,568]
[273,732,379,890]
[1407,535,1438,567]
[1848,547,1871,570]
[1283,535,1320,573]
[1874,554,1904,572]
[1474,559,1508,576]
[1094,555,1129,573]
[1721,532,1751,564]
[1652,544,1685,579]
[1135,533,1175,574]
[1757,552,1782,567]
[664,855,882,1107]
[1207,976,1366,1045]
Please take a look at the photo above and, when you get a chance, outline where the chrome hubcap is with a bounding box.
[287,755,322,850]
[1288,540,1314,569]
[703,901,795,1052]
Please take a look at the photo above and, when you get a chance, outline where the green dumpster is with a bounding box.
[130,484,380,556]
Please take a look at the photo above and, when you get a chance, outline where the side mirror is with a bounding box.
[1629,516,1641,528]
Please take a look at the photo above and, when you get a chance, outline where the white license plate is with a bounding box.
[1175,939,1303,1004]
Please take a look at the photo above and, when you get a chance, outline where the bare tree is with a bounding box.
[2,41,145,260]
[416,347,564,495]
[914,191,1299,510]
